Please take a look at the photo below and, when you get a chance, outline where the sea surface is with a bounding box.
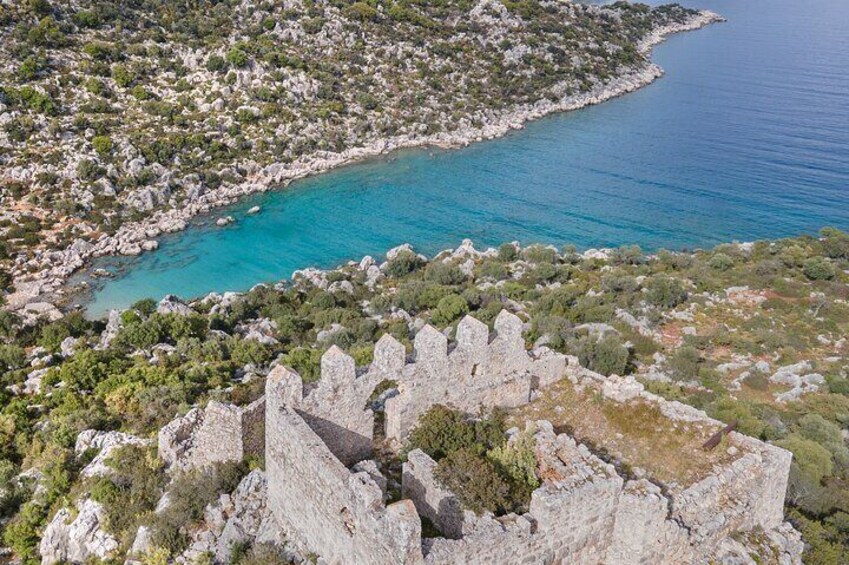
[78,0,849,317]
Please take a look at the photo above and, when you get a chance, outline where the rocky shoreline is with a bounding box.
[5,10,723,319]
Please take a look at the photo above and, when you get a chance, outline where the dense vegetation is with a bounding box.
[407,405,539,516]
[2,228,849,563]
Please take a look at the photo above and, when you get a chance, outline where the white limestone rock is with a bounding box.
[75,430,151,478]
[157,295,193,316]
[602,375,644,402]
[39,499,119,565]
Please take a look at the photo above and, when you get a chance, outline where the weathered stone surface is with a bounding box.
[158,310,799,565]
[40,499,119,565]
[402,450,466,539]
[265,401,423,564]
[158,398,265,471]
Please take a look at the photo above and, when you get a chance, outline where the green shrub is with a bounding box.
[667,345,701,381]
[18,56,44,81]
[820,227,849,260]
[610,245,644,265]
[3,500,47,562]
[487,432,540,492]
[778,434,835,513]
[77,159,104,181]
[206,55,228,72]
[73,10,101,28]
[479,260,508,280]
[111,65,135,88]
[28,0,52,16]
[408,405,477,460]
[424,262,466,285]
[708,253,734,271]
[803,257,836,281]
[226,47,250,68]
[576,334,630,376]
[498,243,518,262]
[132,298,158,317]
[386,250,424,278]
[431,294,469,326]
[279,347,322,383]
[435,448,510,514]
[522,245,557,264]
[344,2,379,21]
[92,135,113,156]
[407,405,506,461]
[646,276,688,308]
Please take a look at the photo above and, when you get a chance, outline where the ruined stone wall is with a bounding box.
[606,480,693,564]
[402,450,466,539]
[400,371,797,565]
[264,372,424,565]
[158,398,265,471]
[263,334,404,465]
[385,311,566,443]
[591,372,792,548]
[264,311,565,465]
[669,435,792,548]
[168,309,797,565]
[582,371,795,563]
[418,424,624,565]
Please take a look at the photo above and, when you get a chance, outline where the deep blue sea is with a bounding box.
[79,0,849,316]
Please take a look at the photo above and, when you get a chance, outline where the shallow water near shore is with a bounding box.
[78,0,849,317]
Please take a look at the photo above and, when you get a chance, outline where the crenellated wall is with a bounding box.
[265,371,424,565]
[263,310,565,464]
[159,310,800,564]
[384,311,566,443]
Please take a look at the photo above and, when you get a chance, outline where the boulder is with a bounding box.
[40,499,119,565]
[75,430,151,478]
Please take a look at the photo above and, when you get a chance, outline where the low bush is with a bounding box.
[149,461,248,554]
[576,334,630,376]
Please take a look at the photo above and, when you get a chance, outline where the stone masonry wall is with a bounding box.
[265,371,424,564]
[571,362,794,540]
[158,309,798,564]
[402,450,467,539]
[263,311,564,464]
[419,423,625,565]
[158,397,265,471]
[384,311,566,443]
[263,333,405,465]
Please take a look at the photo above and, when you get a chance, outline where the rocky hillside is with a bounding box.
[0,0,719,308]
[1,229,848,564]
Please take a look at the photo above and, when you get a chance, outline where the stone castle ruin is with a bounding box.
[159,311,802,564]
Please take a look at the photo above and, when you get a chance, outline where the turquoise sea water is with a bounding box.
[79,0,849,317]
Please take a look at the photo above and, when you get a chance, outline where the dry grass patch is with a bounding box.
[510,379,741,489]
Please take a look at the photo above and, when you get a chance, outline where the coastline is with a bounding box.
[6,10,723,316]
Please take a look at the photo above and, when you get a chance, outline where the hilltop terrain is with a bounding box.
[0,230,848,563]
[0,0,719,311]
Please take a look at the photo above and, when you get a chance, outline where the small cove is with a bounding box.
[77,0,849,317]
